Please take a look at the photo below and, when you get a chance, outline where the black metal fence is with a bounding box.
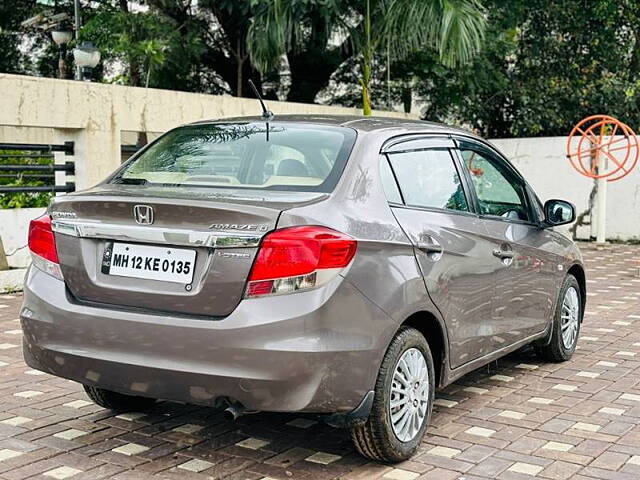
[0,141,75,194]
[121,144,141,163]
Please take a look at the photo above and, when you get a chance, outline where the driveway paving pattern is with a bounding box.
[0,243,639,479]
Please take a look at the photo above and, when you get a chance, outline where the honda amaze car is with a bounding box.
[21,115,585,462]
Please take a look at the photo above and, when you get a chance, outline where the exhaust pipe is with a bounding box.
[223,402,246,421]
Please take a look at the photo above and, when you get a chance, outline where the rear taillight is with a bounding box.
[28,214,63,280]
[245,226,357,298]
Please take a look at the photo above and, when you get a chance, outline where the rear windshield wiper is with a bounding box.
[112,177,149,185]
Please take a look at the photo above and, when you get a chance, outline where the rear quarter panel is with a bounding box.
[277,130,448,383]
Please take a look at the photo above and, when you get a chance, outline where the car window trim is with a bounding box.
[525,184,546,225]
[384,146,474,215]
[449,147,480,216]
[390,202,480,219]
[453,136,527,184]
[453,140,538,227]
[476,212,541,227]
[380,154,406,204]
[381,134,455,153]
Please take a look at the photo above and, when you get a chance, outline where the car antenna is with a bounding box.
[248,79,273,141]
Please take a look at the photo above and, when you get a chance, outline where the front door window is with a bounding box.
[461,150,531,222]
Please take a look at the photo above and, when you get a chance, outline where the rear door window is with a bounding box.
[113,123,356,192]
[387,149,469,212]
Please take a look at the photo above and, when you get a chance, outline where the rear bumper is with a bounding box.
[21,266,395,413]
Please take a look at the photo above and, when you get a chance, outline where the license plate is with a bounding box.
[103,242,196,284]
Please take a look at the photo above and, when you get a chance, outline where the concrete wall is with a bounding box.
[491,137,640,241]
[0,73,414,189]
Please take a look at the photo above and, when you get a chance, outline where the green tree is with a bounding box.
[147,0,268,97]
[248,0,354,103]
[409,0,520,136]
[412,0,640,137]
[81,4,172,87]
[248,0,486,114]
[0,0,44,75]
[508,0,638,136]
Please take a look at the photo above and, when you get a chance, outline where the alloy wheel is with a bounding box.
[561,286,580,349]
[389,348,429,442]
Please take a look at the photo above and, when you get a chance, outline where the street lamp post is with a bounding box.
[73,41,101,81]
[51,30,72,79]
[22,1,100,82]
[73,0,81,80]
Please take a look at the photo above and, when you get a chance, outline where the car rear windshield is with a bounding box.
[112,122,357,192]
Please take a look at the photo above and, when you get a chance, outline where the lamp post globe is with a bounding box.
[51,30,72,46]
[73,41,101,81]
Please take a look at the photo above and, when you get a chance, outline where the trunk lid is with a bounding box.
[51,185,327,317]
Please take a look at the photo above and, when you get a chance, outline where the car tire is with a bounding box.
[83,385,156,411]
[535,274,582,362]
[350,326,435,462]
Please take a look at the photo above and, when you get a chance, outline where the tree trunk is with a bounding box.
[236,60,244,97]
[361,60,372,115]
[402,84,412,114]
[286,13,350,103]
[129,59,141,87]
[287,50,339,103]
[361,0,372,115]
[235,37,244,97]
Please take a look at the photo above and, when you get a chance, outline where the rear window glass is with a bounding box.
[388,149,469,212]
[112,123,356,192]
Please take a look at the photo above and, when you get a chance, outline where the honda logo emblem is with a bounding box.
[133,205,154,225]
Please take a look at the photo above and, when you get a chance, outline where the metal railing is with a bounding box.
[0,141,75,194]
[121,144,141,155]
[0,141,74,154]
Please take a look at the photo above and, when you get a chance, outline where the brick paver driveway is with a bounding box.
[1,244,640,480]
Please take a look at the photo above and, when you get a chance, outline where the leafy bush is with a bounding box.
[0,150,53,209]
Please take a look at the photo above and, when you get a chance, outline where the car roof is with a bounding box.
[190,114,476,137]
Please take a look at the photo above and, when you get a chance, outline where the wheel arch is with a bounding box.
[400,310,449,388]
[567,263,587,317]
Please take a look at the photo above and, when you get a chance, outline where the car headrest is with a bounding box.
[277,158,309,177]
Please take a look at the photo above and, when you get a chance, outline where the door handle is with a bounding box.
[416,236,444,261]
[418,243,444,254]
[492,249,514,259]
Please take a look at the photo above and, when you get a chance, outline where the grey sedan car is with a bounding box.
[21,115,584,462]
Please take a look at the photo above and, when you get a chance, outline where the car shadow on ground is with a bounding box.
[81,345,544,476]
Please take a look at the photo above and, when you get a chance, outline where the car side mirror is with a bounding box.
[543,199,575,227]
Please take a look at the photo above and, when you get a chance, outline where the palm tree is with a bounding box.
[247,0,486,115]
